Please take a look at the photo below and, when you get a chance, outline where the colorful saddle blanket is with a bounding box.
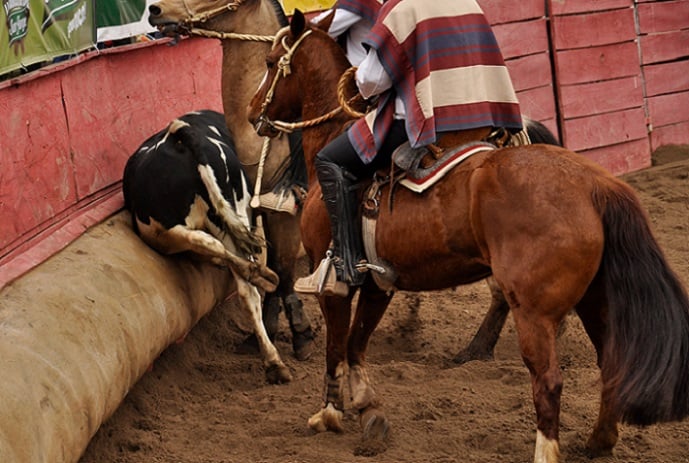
[392,141,496,193]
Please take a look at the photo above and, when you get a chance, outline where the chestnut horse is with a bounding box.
[145,0,518,366]
[247,12,689,462]
[147,0,315,362]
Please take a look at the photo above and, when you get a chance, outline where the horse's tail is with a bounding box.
[523,117,560,146]
[593,179,689,426]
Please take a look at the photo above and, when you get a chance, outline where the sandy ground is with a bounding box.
[80,145,689,463]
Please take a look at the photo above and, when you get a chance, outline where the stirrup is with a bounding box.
[294,252,349,297]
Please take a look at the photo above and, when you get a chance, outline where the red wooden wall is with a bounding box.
[0,38,223,288]
[637,0,689,149]
[480,0,689,174]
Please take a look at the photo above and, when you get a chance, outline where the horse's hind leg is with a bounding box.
[453,276,509,364]
[511,307,564,463]
[575,276,619,456]
[347,280,395,446]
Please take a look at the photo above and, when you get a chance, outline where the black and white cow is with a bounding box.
[123,110,291,383]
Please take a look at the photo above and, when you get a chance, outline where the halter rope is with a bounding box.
[254,29,373,134]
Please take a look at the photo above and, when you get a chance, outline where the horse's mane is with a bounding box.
[268,0,289,27]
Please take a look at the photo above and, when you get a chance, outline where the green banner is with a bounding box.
[96,0,154,42]
[1,0,94,76]
[96,0,145,28]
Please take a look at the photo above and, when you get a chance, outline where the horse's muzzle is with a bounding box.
[253,118,279,138]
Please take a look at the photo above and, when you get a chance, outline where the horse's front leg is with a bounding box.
[308,293,354,433]
[348,281,394,444]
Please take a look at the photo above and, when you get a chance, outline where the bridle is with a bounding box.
[174,0,274,42]
[253,28,365,135]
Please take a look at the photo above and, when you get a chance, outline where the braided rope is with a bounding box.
[270,106,343,133]
[337,66,367,119]
[189,28,275,42]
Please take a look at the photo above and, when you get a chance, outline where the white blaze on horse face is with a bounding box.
[257,70,269,94]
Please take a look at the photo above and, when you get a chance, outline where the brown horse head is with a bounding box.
[247,9,352,139]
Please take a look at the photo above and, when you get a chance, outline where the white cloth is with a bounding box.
[356,49,406,118]
[314,8,371,66]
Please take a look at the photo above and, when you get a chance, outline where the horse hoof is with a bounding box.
[585,437,616,458]
[293,333,315,361]
[354,408,389,456]
[452,348,493,366]
[265,363,292,384]
[308,403,344,433]
[361,408,390,442]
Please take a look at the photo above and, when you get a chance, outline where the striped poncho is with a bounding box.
[348,0,523,163]
[335,0,383,25]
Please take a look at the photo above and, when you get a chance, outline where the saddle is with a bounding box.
[360,127,522,291]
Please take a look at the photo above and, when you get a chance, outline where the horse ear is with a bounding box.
[312,9,334,33]
[290,9,306,37]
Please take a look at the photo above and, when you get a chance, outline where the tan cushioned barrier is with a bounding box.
[0,212,233,462]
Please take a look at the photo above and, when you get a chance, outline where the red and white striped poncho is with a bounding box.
[348,0,523,163]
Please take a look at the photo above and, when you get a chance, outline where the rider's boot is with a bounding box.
[295,159,366,297]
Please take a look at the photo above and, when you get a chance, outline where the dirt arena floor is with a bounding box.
[80,145,689,463]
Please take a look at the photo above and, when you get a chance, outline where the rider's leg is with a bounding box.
[295,121,407,296]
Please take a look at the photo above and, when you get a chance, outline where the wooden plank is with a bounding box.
[516,85,558,122]
[647,90,689,128]
[478,0,544,24]
[643,60,689,97]
[552,8,635,49]
[637,1,689,34]
[562,107,648,152]
[62,38,223,200]
[506,52,553,92]
[639,30,689,65]
[559,76,644,119]
[492,19,549,59]
[554,42,640,85]
[580,138,651,176]
[650,120,689,150]
[549,0,632,16]
[0,76,76,252]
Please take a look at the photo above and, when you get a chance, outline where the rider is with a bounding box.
[314,0,384,66]
[295,0,523,297]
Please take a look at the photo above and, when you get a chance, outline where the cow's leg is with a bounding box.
[141,224,279,292]
[232,272,292,384]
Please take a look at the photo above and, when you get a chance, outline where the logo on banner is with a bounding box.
[3,0,30,52]
[41,0,80,32]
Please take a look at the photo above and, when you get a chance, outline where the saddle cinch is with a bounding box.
[359,127,529,291]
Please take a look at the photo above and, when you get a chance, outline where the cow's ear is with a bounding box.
[290,9,306,38]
